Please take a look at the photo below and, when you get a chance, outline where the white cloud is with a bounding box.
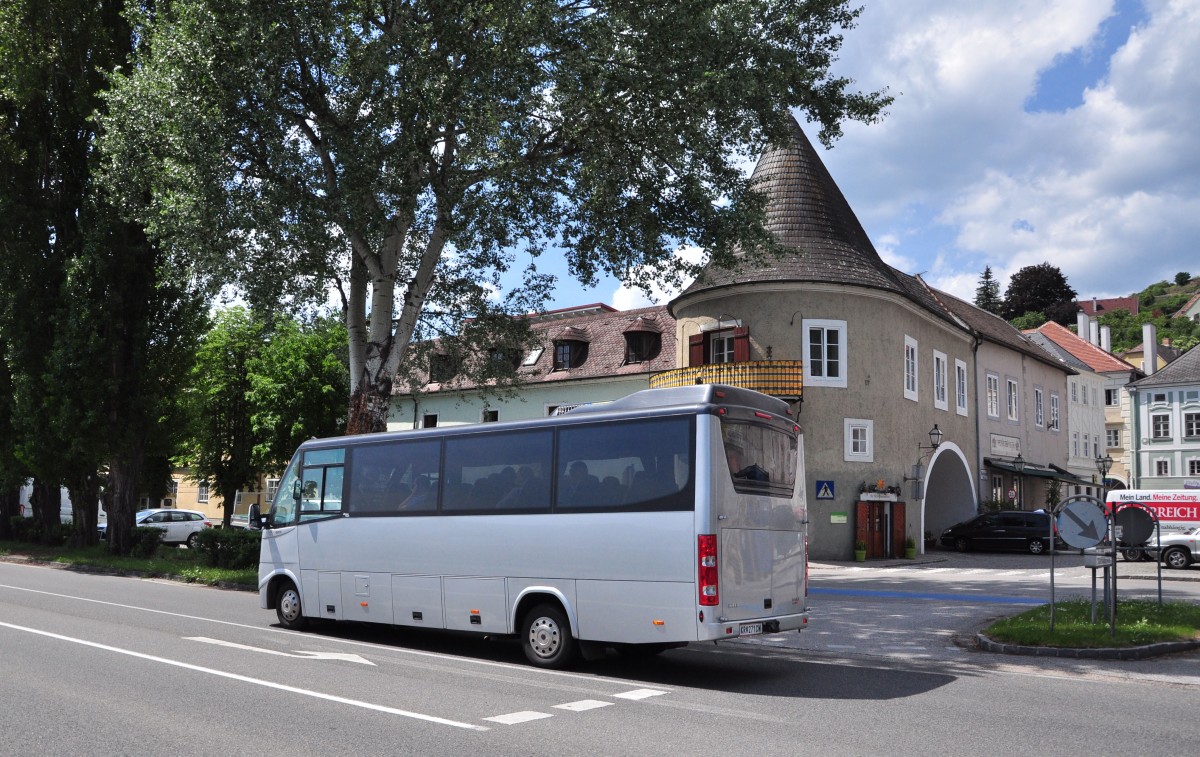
[611,246,706,309]
[813,0,1200,301]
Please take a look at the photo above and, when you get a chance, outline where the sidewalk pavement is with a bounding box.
[811,548,1200,581]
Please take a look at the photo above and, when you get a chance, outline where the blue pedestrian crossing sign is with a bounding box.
[816,480,835,500]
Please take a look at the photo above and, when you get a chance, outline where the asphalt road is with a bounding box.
[1,557,1198,756]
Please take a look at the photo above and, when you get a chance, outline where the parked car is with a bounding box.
[939,510,1058,554]
[97,508,212,548]
[1142,527,1200,569]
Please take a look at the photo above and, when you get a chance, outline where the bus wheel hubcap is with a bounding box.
[529,617,560,658]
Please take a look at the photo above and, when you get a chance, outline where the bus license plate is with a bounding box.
[738,623,763,636]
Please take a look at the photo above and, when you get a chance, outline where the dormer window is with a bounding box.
[488,347,521,370]
[429,353,457,383]
[624,331,661,363]
[623,316,662,364]
[553,340,588,370]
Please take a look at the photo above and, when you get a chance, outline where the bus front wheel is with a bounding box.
[521,603,578,669]
[275,580,308,630]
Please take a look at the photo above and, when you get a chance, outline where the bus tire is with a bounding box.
[521,603,577,669]
[275,579,308,630]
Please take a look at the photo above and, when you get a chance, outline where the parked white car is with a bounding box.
[1144,527,1200,569]
[97,508,212,548]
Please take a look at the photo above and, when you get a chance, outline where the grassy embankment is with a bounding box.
[986,598,1200,647]
[0,541,256,588]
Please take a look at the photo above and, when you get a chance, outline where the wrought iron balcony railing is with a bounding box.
[649,360,803,398]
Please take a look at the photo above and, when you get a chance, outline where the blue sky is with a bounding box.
[517,0,1199,312]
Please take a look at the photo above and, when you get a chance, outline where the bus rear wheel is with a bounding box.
[521,603,578,669]
[275,580,308,630]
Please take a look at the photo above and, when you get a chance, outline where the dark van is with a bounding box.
[939,510,1056,554]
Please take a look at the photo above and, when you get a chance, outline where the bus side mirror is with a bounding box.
[248,503,262,530]
[293,480,303,502]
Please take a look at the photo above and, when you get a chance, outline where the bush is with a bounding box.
[193,528,261,570]
[130,526,164,558]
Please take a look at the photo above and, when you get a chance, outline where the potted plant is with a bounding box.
[904,536,917,559]
[854,539,867,562]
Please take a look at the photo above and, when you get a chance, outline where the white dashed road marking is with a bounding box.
[554,700,613,712]
[613,688,669,700]
[484,711,554,725]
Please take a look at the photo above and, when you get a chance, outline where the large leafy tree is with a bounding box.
[1001,263,1077,326]
[1,0,209,552]
[100,0,891,434]
[181,308,348,527]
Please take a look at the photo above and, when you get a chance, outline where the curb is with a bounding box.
[976,633,1200,660]
[0,553,255,592]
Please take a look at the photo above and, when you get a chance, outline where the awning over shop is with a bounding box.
[983,457,1092,486]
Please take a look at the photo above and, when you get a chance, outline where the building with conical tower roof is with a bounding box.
[658,116,1078,560]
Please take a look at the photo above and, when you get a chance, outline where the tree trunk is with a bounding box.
[346,374,393,435]
[66,471,101,548]
[31,478,61,543]
[0,488,19,540]
[105,456,141,556]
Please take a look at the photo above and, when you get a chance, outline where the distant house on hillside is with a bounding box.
[1077,296,1139,318]
[1174,291,1200,324]
[1119,339,1184,373]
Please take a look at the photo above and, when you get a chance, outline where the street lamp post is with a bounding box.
[1096,452,1115,636]
[1012,453,1025,510]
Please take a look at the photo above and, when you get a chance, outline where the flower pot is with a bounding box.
[905,547,917,559]
[854,549,866,562]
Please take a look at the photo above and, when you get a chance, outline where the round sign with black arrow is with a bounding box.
[1056,501,1107,550]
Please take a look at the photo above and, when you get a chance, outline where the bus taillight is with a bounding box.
[698,534,719,606]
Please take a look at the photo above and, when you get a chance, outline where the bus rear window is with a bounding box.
[721,420,797,497]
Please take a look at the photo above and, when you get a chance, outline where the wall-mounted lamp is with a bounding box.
[1012,452,1025,509]
[788,310,804,326]
[716,314,740,331]
[920,424,943,451]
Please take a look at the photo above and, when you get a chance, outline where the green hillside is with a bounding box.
[1090,274,1200,354]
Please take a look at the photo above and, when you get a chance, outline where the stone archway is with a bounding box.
[921,443,976,550]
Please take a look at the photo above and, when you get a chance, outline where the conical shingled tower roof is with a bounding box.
[677,116,908,298]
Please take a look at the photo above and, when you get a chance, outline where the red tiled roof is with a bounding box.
[1031,321,1137,374]
[1077,296,1138,317]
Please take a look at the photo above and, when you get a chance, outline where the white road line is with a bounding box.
[612,688,668,700]
[0,583,671,690]
[553,700,612,712]
[186,636,375,665]
[0,620,486,731]
[484,711,554,725]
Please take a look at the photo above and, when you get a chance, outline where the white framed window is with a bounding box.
[1073,431,1079,457]
[422,413,438,428]
[1083,433,1090,458]
[1082,385,1089,405]
[986,373,1000,418]
[1034,388,1044,428]
[1189,459,1200,476]
[1105,388,1119,406]
[1006,378,1019,421]
[709,330,735,364]
[1151,413,1170,439]
[1155,459,1169,476]
[1185,412,1200,439]
[1106,428,1119,448]
[197,482,209,504]
[481,409,499,423]
[933,351,948,410]
[169,479,179,498]
[1049,393,1060,431]
[803,319,847,388]
[266,477,280,504]
[903,336,918,401]
[844,418,874,462]
[1071,381,1078,403]
[955,359,968,416]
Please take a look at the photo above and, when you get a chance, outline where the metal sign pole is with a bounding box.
[1049,502,1057,632]
[1110,504,1117,639]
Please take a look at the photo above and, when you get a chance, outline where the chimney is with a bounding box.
[1142,322,1157,375]
[1090,320,1099,346]
[1092,297,1099,313]
[1100,325,1112,352]
[1076,311,1090,337]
